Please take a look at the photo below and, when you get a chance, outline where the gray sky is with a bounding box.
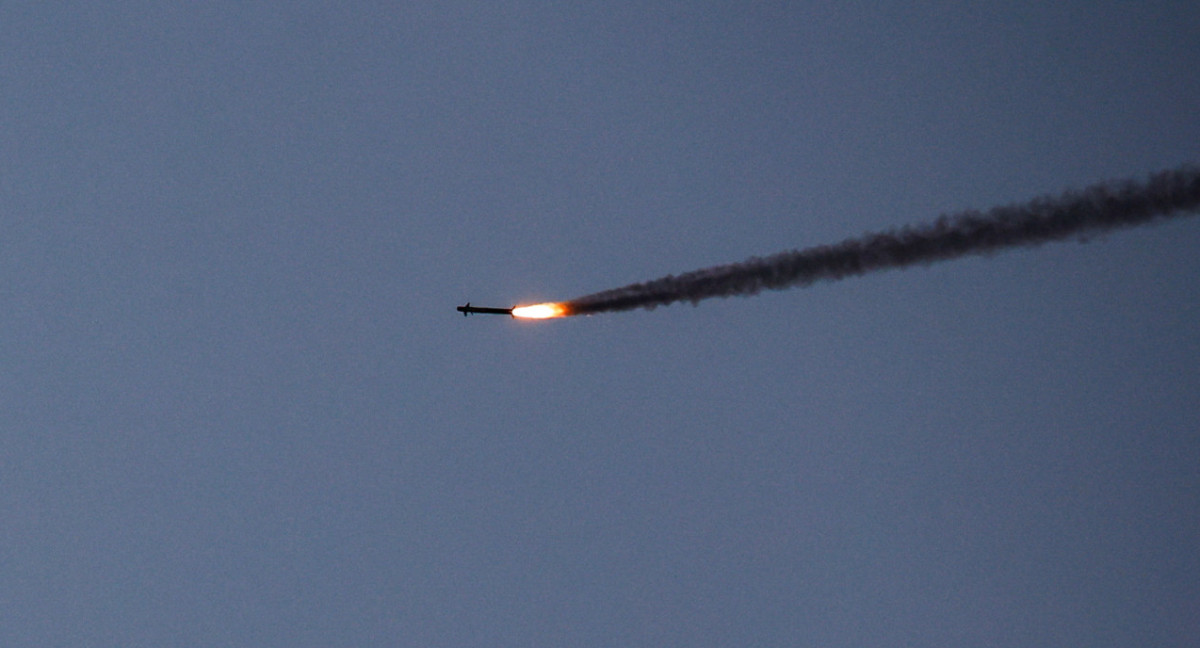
[3,2,1198,646]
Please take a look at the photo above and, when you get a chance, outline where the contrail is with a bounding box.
[560,165,1200,316]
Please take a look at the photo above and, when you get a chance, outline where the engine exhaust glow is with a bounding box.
[511,303,568,319]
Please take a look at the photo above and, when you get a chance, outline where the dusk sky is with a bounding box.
[3,3,1198,646]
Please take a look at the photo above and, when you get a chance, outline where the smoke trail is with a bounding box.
[563,165,1200,315]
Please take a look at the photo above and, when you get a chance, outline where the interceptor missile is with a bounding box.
[456,302,514,317]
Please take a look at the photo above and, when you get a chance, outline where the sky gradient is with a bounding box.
[2,2,1199,646]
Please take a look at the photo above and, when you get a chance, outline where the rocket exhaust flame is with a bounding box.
[511,303,569,319]
[550,165,1200,316]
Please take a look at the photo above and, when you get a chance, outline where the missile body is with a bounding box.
[457,303,514,317]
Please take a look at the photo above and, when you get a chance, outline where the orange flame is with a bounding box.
[511,302,568,319]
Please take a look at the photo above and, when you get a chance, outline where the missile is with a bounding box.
[457,302,514,317]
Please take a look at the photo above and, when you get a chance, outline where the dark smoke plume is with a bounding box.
[563,165,1200,315]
